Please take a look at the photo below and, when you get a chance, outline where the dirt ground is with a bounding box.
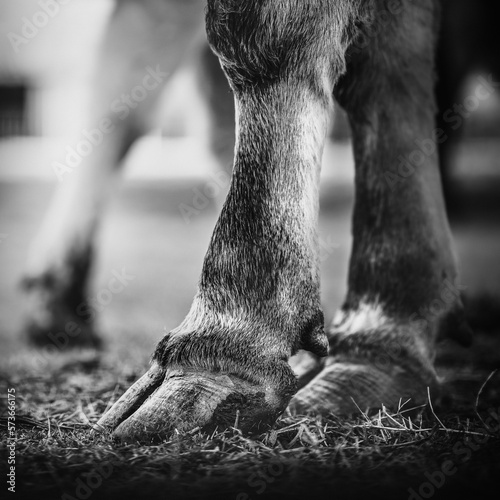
[1,177,500,499]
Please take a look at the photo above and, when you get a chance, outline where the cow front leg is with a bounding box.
[95,0,361,442]
[291,0,471,415]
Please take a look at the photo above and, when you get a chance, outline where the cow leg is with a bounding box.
[291,0,471,415]
[95,0,366,442]
[197,43,235,175]
[22,0,203,348]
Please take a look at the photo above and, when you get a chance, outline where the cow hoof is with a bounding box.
[21,276,102,350]
[25,318,102,349]
[289,357,438,416]
[95,362,293,443]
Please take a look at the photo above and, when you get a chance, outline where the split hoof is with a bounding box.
[289,358,438,416]
[96,362,293,443]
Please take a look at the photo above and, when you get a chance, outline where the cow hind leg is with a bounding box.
[290,0,472,416]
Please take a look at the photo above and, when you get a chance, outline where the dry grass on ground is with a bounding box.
[1,352,499,500]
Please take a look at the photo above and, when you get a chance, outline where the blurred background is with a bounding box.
[0,0,499,395]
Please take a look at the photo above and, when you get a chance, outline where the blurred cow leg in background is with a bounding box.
[196,43,235,177]
[21,0,207,348]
